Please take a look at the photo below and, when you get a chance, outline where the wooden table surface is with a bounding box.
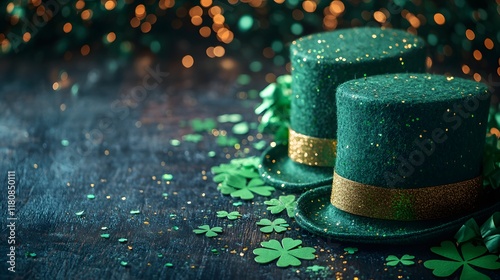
[0,54,498,280]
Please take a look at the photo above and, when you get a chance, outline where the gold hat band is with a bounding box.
[288,128,337,167]
[330,171,482,221]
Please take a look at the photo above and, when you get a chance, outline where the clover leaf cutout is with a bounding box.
[424,240,500,279]
[190,118,216,132]
[386,254,415,266]
[344,247,358,254]
[306,265,326,272]
[211,163,259,183]
[217,211,241,220]
[264,195,297,218]
[253,237,316,267]
[229,157,260,170]
[218,175,275,200]
[193,225,223,238]
[256,218,289,233]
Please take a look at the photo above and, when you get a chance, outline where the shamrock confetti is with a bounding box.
[386,254,415,266]
[256,218,289,233]
[130,210,140,214]
[120,261,128,267]
[217,114,243,123]
[216,135,239,147]
[25,252,37,258]
[216,211,241,220]
[232,122,249,135]
[218,176,275,200]
[211,163,259,183]
[193,225,223,238]
[264,195,297,218]
[344,247,358,255]
[190,118,216,132]
[182,134,203,143]
[162,174,174,181]
[230,157,260,169]
[87,194,95,200]
[424,241,500,279]
[100,233,110,239]
[164,263,174,267]
[306,265,326,272]
[253,237,316,267]
[75,211,85,216]
[118,238,128,243]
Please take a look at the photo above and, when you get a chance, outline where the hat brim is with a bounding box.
[258,144,334,192]
[295,185,500,244]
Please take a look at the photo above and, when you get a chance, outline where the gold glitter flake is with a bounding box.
[288,128,337,167]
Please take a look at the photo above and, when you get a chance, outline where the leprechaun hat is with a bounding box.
[259,27,427,192]
[295,73,500,244]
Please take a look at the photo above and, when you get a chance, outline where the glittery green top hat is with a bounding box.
[296,73,500,244]
[259,27,427,192]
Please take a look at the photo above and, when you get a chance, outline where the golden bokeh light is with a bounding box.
[182,55,194,68]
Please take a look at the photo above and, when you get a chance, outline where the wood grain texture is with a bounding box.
[0,56,495,280]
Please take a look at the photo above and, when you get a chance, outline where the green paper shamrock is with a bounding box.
[218,175,275,200]
[344,247,358,254]
[455,212,500,254]
[211,162,259,183]
[216,135,239,147]
[217,114,243,123]
[264,195,297,218]
[256,218,289,233]
[190,118,216,132]
[182,134,203,143]
[255,75,292,144]
[306,265,326,272]
[193,225,223,237]
[253,237,316,267]
[424,240,500,279]
[230,157,260,170]
[232,122,249,135]
[386,254,415,266]
[216,211,241,220]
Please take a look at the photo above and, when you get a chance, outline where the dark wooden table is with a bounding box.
[1,54,498,280]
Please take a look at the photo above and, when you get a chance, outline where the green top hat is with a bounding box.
[259,27,427,192]
[295,73,500,244]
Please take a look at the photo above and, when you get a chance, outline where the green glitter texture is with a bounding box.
[290,27,426,139]
[335,73,490,188]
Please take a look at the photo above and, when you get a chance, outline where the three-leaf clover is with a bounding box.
[253,237,316,267]
[256,218,289,233]
[264,195,297,218]
[218,176,275,200]
[193,225,223,237]
[386,254,415,266]
[424,240,500,279]
[217,211,241,220]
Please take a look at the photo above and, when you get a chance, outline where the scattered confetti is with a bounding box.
[100,234,110,239]
[120,261,128,267]
[162,174,174,181]
[118,238,128,243]
[164,263,173,267]
[130,210,140,214]
[193,225,223,238]
[25,252,37,258]
[253,238,316,267]
[306,265,326,272]
[61,139,70,146]
[252,140,267,150]
[264,195,297,218]
[190,118,216,132]
[256,218,289,233]
[87,194,95,200]
[182,134,203,143]
[170,139,181,146]
[217,114,243,123]
[216,135,238,147]
[232,201,243,207]
[75,211,85,216]
[208,151,216,157]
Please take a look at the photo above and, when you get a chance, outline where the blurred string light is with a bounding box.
[0,0,497,79]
